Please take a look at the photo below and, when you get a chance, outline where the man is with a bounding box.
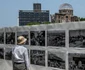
[12,36,29,70]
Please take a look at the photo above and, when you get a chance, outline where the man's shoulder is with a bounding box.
[21,46,27,49]
[15,45,27,50]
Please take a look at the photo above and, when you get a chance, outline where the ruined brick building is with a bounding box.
[51,3,79,23]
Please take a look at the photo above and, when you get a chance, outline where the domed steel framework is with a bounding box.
[59,3,73,10]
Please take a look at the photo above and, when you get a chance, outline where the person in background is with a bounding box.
[12,36,29,70]
[78,61,83,70]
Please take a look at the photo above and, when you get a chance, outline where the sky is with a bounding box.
[0,0,85,27]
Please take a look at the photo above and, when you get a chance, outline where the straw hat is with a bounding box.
[17,36,27,44]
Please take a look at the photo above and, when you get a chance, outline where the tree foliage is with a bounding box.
[27,22,50,26]
[80,18,85,21]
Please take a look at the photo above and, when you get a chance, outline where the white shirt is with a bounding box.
[12,45,29,70]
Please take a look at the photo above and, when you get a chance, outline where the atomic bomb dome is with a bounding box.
[59,3,73,10]
[51,3,79,23]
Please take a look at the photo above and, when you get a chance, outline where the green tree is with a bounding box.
[80,17,85,21]
[27,22,50,26]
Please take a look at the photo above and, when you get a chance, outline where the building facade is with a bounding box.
[19,3,49,26]
[51,3,79,23]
